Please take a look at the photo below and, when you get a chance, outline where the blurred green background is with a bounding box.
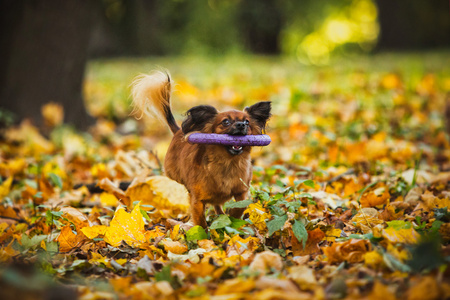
[0,0,449,129]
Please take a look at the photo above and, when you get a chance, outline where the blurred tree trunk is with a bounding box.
[238,0,283,54]
[0,0,96,129]
[376,0,450,49]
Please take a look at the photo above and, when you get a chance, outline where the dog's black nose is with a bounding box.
[235,122,246,130]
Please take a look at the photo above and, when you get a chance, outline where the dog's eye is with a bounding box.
[244,120,249,125]
[222,119,231,126]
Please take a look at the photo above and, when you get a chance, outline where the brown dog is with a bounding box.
[131,70,271,228]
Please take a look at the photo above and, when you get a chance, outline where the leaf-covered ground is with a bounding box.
[1,53,450,299]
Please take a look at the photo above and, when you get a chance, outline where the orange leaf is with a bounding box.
[323,239,371,264]
[57,225,86,252]
[291,228,325,256]
[162,240,188,254]
[360,186,390,208]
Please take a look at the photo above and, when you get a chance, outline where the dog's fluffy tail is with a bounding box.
[131,70,180,134]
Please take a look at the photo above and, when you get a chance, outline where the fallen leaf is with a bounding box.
[103,202,146,247]
[323,239,371,264]
[249,250,283,273]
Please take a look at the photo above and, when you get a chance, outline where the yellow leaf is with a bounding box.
[324,228,342,242]
[368,281,396,300]
[100,192,119,207]
[41,102,63,127]
[0,177,13,198]
[98,178,131,207]
[407,276,441,300]
[382,227,420,244]
[243,203,269,232]
[0,158,27,177]
[126,176,189,219]
[381,73,402,90]
[215,278,255,295]
[81,225,107,239]
[40,240,47,251]
[103,202,146,247]
[90,252,110,267]
[364,250,384,269]
[170,224,181,241]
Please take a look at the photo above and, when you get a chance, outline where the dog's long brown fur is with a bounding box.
[131,70,271,228]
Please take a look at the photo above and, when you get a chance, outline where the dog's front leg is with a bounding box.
[190,194,207,228]
[229,192,249,219]
[214,205,224,215]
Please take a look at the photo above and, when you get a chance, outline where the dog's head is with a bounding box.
[182,101,271,155]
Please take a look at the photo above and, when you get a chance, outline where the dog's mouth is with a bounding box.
[227,145,243,155]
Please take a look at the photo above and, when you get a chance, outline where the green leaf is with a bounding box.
[259,191,271,202]
[433,207,449,221]
[266,214,288,236]
[383,253,411,273]
[45,241,59,253]
[140,209,152,222]
[224,199,253,209]
[299,192,312,199]
[210,214,231,230]
[294,179,315,189]
[186,226,208,242]
[49,173,63,190]
[155,265,173,282]
[292,219,308,248]
[386,220,412,230]
[21,234,47,250]
[229,216,248,229]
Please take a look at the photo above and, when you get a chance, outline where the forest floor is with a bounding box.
[1,52,450,299]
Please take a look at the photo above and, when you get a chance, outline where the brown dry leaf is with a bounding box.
[323,239,371,264]
[60,206,90,229]
[379,204,404,221]
[292,228,325,256]
[352,208,384,233]
[0,206,18,220]
[288,265,317,290]
[162,239,188,254]
[249,250,283,273]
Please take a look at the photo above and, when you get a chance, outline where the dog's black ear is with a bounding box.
[182,105,218,134]
[245,101,272,132]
